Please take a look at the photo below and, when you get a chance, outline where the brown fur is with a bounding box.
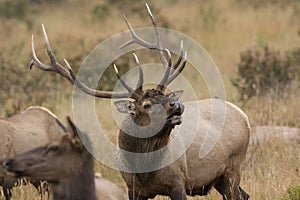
[117,98,250,200]
[3,117,127,200]
[0,106,65,199]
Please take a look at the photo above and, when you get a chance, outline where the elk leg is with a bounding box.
[170,186,187,200]
[3,188,12,200]
[3,176,14,200]
[238,186,250,200]
[214,173,241,200]
[128,190,147,200]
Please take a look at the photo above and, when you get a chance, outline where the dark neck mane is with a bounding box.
[51,154,97,200]
[118,116,174,183]
[118,118,173,153]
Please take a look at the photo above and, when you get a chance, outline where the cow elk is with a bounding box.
[28,3,250,200]
[0,106,66,200]
[3,117,127,200]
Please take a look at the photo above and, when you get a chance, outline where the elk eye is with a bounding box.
[143,104,151,110]
[49,145,59,152]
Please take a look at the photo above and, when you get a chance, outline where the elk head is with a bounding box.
[29,3,187,136]
[2,117,92,183]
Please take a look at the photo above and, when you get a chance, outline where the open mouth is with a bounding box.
[167,110,183,125]
[167,110,182,120]
[166,102,184,125]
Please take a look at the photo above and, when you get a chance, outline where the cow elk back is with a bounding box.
[3,117,127,200]
[0,106,65,199]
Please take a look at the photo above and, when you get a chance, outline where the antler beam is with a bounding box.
[120,3,187,92]
[30,25,130,99]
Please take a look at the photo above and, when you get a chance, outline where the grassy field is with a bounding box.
[0,0,299,199]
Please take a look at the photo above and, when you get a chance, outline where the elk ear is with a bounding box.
[167,90,184,101]
[114,100,135,115]
[66,116,84,151]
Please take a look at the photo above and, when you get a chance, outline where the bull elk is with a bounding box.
[3,117,127,200]
[0,106,66,200]
[28,4,250,200]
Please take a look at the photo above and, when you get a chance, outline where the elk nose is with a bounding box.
[2,159,13,170]
[169,100,183,109]
[169,101,178,107]
[170,101,184,113]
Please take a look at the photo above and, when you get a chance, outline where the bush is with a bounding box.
[0,0,29,20]
[288,47,300,81]
[91,4,111,23]
[198,1,219,31]
[0,44,68,117]
[283,184,300,200]
[232,46,299,100]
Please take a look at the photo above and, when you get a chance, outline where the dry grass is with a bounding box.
[0,0,299,199]
[241,140,300,200]
[2,139,299,200]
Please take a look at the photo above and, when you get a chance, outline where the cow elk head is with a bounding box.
[2,117,91,183]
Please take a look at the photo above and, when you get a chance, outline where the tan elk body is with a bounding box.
[0,106,65,199]
[117,99,250,200]
[27,3,250,200]
[3,117,127,200]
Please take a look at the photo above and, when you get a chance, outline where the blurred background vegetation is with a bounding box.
[0,0,299,199]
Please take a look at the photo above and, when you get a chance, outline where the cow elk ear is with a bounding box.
[167,90,184,101]
[66,116,84,151]
[114,100,135,115]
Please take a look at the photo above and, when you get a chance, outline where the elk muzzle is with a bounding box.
[167,100,184,126]
[2,159,24,178]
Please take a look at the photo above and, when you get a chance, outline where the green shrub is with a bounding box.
[0,0,29,20]
[232,46,300,100]
[288,47,300,81]
[283,184,300,200]
[91,4,111,23]
[198,1,219,31]
[0,44,68,117]
[97,54,131,91]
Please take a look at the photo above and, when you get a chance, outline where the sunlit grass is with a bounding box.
[0,0,299,199]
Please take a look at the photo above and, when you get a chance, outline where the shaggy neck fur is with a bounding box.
[118,115,174,184]
[51,153,97,200]
[118,115,173,153]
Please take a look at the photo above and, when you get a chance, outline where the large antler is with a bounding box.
[113,53,144,100]
[29,25,137,99]
[120,3,187,93]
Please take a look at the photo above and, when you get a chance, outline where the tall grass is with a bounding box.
[0,0,299,199]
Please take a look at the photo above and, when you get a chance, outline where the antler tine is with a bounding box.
[120,15,157,50]
[42,24,56,68]
[166,48,172,68]
[30,25,130,99]
[30,35,48,70]
[132,53,144,92]
[120,3,169,68]
[120,4,187,93]
[146,3,175,93]
[166,51,187,86]
[29,25,74,83]
[156,49,172,92]
[171,40,184,71]
[113,64,135,95]
[145,3,169,69]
